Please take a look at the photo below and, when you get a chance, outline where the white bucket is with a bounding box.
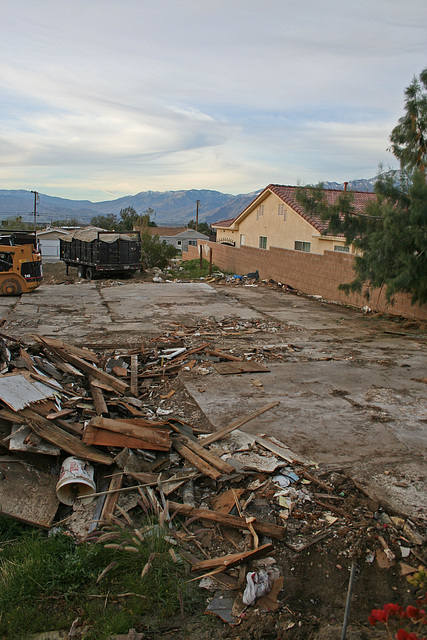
[56,457,96,505]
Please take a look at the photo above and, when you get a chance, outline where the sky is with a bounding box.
[0,0,426,202]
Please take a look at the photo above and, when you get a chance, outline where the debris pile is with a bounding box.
[0,329,425,631]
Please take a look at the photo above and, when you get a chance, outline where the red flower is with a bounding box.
[404,605,425,621]
[369,608,389,625]
[369,604,404,625]
[396,630,419,640]
[384,603,405,617]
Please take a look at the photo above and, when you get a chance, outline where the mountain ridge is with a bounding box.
[0,179,376,226]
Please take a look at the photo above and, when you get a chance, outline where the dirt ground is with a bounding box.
[2,262,426,639]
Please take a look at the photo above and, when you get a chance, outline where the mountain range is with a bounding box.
[0,178,376,227]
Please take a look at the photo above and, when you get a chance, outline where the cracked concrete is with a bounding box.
[1,279,426,518]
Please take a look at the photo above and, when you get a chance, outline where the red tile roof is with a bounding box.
[213,184,376,236]
[211,218,235,228]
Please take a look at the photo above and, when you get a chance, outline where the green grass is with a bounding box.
[0,514,201,639]
[169,258,224,279]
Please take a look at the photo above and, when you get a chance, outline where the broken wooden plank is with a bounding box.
[191,543,274,572]
[88,374,108,416]
[177,435,235,475]
[34,335,100,364]
[130,354,138,396]
[172,439,221,481]
[252,434,304,464]
[201,401,280,447]
[0,408,113,465]
[99,470,123,524]
[7,424,61,455]
[19,347,38,373]
[28,371,80,397]
[205,349,243,362]
[46,408,76,420]
[211,489,245,514]
[212,361,270,375]
[86,378,115,392]
[36,336,129,394]
[83,423,169,451]
[168,502,285,539]
[89,416,170,449]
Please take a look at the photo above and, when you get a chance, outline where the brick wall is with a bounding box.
[183,242,427,321]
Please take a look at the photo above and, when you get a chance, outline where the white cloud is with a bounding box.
[0,0,425,199]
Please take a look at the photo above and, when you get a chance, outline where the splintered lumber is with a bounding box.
[205,349,243,362]
[177,435,235,475]
[252,435,304,464]
[0,408,113,465]
[100,470,123,523]
[168,502,286,540]
[172,439,221,481]
[34,336,100,364]
[89,416,170,450]
[130,355,139,396]
[88,375,108,416]
[19,347,38,373]
[201,401,280,447]
[83,423,169,451]
[212,361,270,375]
[28,372,81,396]
[36,336,129,394]
[191,543,274,572]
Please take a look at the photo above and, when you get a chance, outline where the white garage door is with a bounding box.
[40,239,60,257]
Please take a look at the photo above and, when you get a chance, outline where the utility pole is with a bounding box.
[195,200,200,232]
[31,190,38,238]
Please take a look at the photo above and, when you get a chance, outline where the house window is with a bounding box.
[177,240,182,246]
[294,241,311,252]
[240,234,245,246]
[259,236,267,250]
[188,240,197,246]
[334,245,350,253]
[256,205,264,220]
[278,204,286,220]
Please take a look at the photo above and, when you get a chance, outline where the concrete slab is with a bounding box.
[183,362,427,517]
[0,278,426,518]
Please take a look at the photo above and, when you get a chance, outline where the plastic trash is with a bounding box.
[242,570,270,605]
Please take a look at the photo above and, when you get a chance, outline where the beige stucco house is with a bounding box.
[212,184,376,255]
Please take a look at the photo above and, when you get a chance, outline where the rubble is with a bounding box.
[0,324,426,637]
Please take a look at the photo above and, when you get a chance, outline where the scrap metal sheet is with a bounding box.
[0,374,54,411]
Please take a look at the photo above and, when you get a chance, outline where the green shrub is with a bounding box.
[140,230,178,270]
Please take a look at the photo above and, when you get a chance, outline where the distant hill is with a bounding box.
[322,177,376,192]
[0,179,378,226]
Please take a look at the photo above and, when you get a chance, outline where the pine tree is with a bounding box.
[296,68,427,306]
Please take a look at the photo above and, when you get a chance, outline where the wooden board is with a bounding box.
[201,401,280,447]
[89,416,170,450]
[83,423,169,451]
[168,502,285,539]
[178,435,235,475]
[191,543,274,572]
[0,408,113,466]
[172,439,221,480]
[0,458,59,528]
[36,337,128,394]
[212,361,270,375]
